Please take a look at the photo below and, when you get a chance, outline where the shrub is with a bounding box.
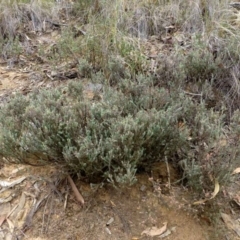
[0,78,237,189]
[0,0,238,193]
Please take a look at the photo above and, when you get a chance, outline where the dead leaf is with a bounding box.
[11,192,26,218]
[159,229,172,238]
[210,179,220,199]
[0,202,11,216]
[0,216,6,226]
[110,200,116,207]
[0,193,16,203]
[6,218,15,233]
[233,167,240,174]
[0,202,11,226]
[193,179,220,205]
[221,212,240,237]
[0,176,27,190]
[141,222,167,237]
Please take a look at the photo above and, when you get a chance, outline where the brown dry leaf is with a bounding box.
[0,216,5,226]
[6,218,15,233]
[0,176,27,189]
[193,179,220,205]
[11,192,26,219]
[210,179,220,199]
[0,202,11,226]
[232,167,240,174]
[141,222,167,237]
[0,202,11,216]
[221,212,240,237]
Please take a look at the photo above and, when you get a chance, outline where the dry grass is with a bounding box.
[0,0,57,36]
[1,0,240,110]
[1,0,240,115]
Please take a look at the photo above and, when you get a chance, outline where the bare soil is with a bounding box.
[0,163,215,240]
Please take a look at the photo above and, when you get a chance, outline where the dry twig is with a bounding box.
[67,175,84,205]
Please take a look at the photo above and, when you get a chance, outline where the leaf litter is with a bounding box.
[141,222,168,237]
[221,212,240,237]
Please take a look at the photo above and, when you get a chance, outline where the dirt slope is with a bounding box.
[0,163,215,240]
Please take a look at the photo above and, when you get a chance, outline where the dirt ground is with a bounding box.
[1,160,240,240]
[0,163,215,240]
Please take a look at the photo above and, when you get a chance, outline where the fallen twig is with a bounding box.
[165,156,171,190]
[67,175,84,205]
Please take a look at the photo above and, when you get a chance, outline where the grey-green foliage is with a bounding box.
[0,79,236,188]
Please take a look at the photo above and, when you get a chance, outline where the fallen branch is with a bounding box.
[67,175,84,205]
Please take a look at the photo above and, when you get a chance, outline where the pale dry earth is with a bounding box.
[0,163,213,240]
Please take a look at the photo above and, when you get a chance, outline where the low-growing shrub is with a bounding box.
[0,79,237,189]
